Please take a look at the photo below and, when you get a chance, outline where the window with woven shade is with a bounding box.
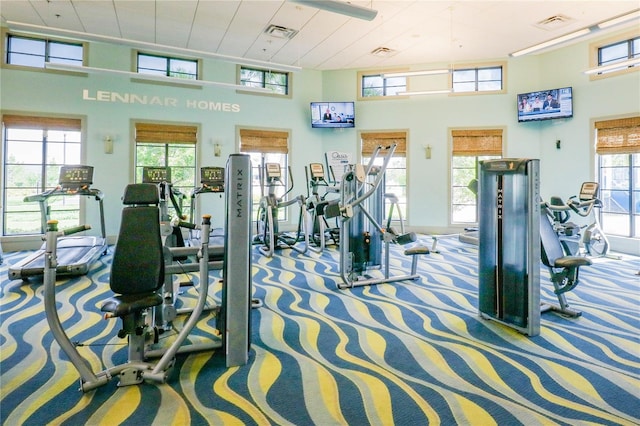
[360,131,407,222]
[134,122,198,218]
[451,128,503,224]
[595,116,640,238]
[239,128,290,219]
[2,114,82,235]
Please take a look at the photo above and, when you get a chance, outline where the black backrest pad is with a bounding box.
[122,183,160,205]
[539,214,565,267]
[110,205,164,295]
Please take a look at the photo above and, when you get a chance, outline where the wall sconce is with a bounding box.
[214,143,222,157]
[424,144,432,159]
[104,135,114,154]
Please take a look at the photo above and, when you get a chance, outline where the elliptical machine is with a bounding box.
[304,162,341,254]
[542,181,610,257]
[255,163,309,257]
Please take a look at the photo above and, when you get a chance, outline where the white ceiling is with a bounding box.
[1,0,639,71]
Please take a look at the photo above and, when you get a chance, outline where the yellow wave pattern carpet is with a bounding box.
[1,236,639,425]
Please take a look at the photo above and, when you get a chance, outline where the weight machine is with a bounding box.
[43,154,254,391]
[256,162,309,257]
[336,144,429,289]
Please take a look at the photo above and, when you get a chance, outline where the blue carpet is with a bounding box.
[1,236,639,425]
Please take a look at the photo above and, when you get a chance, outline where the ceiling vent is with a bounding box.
[264,24,298,39]
[535,14,573,30]
[370,47,397,58]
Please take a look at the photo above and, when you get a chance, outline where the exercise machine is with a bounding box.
[336,144,429,289]
[478,159,541,336]
[541,181,610,257]
[255,162,309,257]
[141,166,189,250]
[43,154,254,391]
[189,166,226,248]
[8,165,107,280]
[304,162,340,253]
[539,212,592,317]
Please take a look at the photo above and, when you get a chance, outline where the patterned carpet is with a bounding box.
[1,235,639,425]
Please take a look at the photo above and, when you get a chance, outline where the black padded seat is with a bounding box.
[539,213,592,316]
[100,183,164,320]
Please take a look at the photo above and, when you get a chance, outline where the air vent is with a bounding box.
[535,14,573,30]
[370,47,397,58]
[264,24,298,39]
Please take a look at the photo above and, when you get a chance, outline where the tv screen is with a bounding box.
[311,101,355,128]
[517,87,573,123]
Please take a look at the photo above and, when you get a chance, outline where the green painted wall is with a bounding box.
[1,28,639,252]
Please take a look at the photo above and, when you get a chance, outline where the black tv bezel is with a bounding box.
[310,101,355,129]
[517,86,573,123]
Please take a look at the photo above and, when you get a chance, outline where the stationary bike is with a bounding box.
[542,181,610,257]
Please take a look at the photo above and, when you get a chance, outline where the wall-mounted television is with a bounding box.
[310,101,355,128]
[517,87,573,123]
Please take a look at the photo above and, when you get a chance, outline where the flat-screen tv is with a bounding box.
[311,101,355,128]
[517,87,573,123]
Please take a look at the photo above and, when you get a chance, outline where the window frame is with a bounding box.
[237,66,292,98]
[449,128,504,225]
[450,62,506,95]
[357,70,408,100]
[134,122,198,219]
[359,131,408,223]
[2,115,85,236]
[2,30,87,71]
[237,127,291,222]
[588,30,640,80]
[136,52,200,80]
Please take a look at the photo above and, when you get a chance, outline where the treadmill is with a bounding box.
[189,167,226,259]
[8,165,107,280]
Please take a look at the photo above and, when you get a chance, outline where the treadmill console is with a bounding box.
[59,165,93,190]
[143,167,171,184]
[579,182,599,201]
[201,167,225,192]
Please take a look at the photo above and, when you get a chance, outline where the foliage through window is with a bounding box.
[450,129,503,223]
[137,53,198,80]
[240,67,289,95]
[134,123,197,219]
[6,34,83,68]
[238,129,289,221]
[595,117,640,238]
[452,66,502,93]
[2,116,82,235]
[361,132,407,222]
[597,36,640,75]
[361,74,406,97]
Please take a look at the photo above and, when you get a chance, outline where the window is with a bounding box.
[238,129,289,220]
[360,74,406,98]
[137,53,198,80]
[2,115,82,235]
[452,66,502,93]
[5,34,83,68]
[240,67,289,95]
[595,117,640,238]
[134,123,197,218]
[589,32,640,79]
[450,129,503,224]
[361,132,407,222]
